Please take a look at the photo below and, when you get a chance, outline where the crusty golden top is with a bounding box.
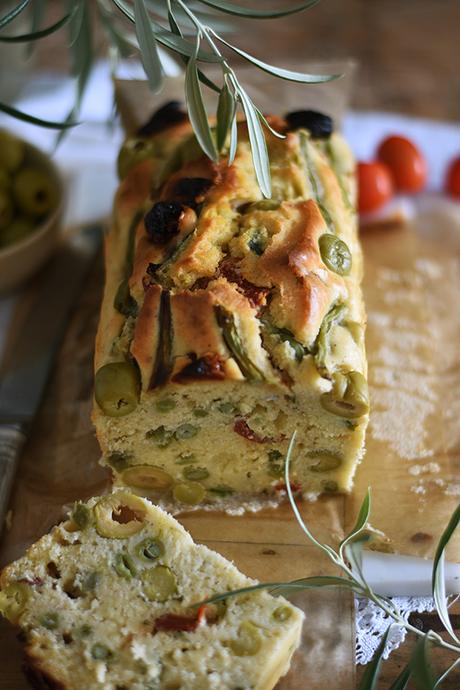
[96,105,364,394]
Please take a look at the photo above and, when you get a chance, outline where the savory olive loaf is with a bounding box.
[94,103,368,506]
[0,492,304,690]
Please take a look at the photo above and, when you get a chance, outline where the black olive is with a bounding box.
[144,201,184,244]
[171,177,213,210]
[284,110,333,139]
[136,101,187,137]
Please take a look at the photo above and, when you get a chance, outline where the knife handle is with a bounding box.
[0,424,27,536]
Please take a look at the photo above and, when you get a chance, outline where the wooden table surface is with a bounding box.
[4,1,460,688]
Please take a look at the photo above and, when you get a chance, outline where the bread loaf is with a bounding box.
[93,103,368,507]
[0,492,304,690]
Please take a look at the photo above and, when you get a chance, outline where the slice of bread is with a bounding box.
[0,492,304,690]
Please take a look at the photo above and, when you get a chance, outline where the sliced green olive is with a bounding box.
[155,398,176,413]
[229,621,262,656]
[94,361,140,417]
[71,502,90,530]
[91,643,113,661]
[141,566,178,602]
[106,451,131,472]
[217,402,238,414]
[135,537,165,562]
[173,481,206,505]
[321,371,369,419]
[0,582,29,623]
[308,452,342,472]
[121,465,173,491]
[146,426,174,447]
[209,485,235,497]
[40,612,59,630]
[314,302,346,374]
[193,407,208,418]
[94,493,147,539]
[114,553,137,579]
[175,453,196,465]
[183,466,209,481]
[318,233,352,276]
[174,423,198,440]
[272,605,292,622]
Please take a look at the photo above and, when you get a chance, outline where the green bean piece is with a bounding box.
[318,233,352,276]
[146,426,174,447]
[321,371,369,419]
[313,302,346,374]
[114,553,137,579]
[94,361,140,417]
[216,307,265,381]
[174,424,198,440]
[260,319,306,363]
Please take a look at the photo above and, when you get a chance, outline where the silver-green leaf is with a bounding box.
[238,88,271,198]
[134,0,163,93]
[388,665,411,690]
[196,0,320,19]
[432,503,460,644]
[410,635,435,690]
[0,0,31,30]
[358,626,392,690]
[185,41,218,162]
[0,7,73,42]
[339,488,372,559]
[216,82,236,151]
[0,101,78,129]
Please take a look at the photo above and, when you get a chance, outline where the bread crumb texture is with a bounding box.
[0,493,304,690]
[93,108,369,507]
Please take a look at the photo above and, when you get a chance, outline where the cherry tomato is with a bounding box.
[377,135,427,193]
[357,161,394,214]
[445,156,460,199]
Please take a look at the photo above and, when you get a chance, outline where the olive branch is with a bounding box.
[200,434,460,690]
[0,0,338,196]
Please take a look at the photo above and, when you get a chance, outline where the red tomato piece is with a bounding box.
[377,135,427,193]
[445,156,460,199]
[357,161,394,214]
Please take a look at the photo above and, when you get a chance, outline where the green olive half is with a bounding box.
[0,582,29,623]
[94,362,140,417]
[321,371,369,419]
[308,451,342,473]
[121,465,173,491]
[318,233,352,276]
[141,566,177,602]
[229,621,262,656]
[173,481,206,505]
[94,493,147,539]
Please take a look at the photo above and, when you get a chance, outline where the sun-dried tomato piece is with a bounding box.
[144,201,184,245]
[220,260,269,310]
[153,605,209,633]
[172,354,226,382]
[233,418,271,443]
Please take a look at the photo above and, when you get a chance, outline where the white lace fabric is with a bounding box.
[355,595,436,665]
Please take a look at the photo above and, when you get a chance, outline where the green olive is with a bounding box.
[106,452,131,472]
[71,502,90,529]
[209,485,235,497]
[239,199,280,213]
[0,216,36,246]
[0,582,29,623]
[114,552,137,579]
[117,138,158,180]
[0,189,14,231]
[135,537,165,562]
[272,605,292,622]
[308,452,342,472]
[0,130,25,172]
[155,398,176,413]
[175,453,196,465]
[318,233,352,276]
[91,643,113,660]
[193,407,208,418]
[94,362,140,417]
[141,566,177,602]
[173,481,206,505]
[174,423,198,440]
[146,426,173,447]
[321,371,369,419]
[229,621,262,656]
[40,612,59,630]
[182,466,209,481]
[94,493,147,539]
[121,465,173,491]
[13,168,58,218]
[217,402,238,414]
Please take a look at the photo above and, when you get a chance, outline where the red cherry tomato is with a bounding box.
[357,161,394,214]
[377,135,427,193]
[445,156,460,199]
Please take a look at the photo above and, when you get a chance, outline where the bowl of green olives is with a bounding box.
[0,129,64,294]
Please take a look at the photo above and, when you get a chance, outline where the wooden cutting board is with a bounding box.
[1,205,460,689]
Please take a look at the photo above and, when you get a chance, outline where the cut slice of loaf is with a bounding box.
[0,492,304,690]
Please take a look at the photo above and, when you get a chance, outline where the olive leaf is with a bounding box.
[434,658,460,688]
[196,0,320,19]
[0,101,78,129]
[0,0,31,30]
[215,33,338,84]
[409,635,436,690]
[0,8,74,42]
[238,87,271,198]
[228,114,238,164]
[185,39,218,162]
[358,625,392,690]
[388,665,411,690]
[339,488,371,559]
[432,503,460,644]
[216,82,236,152]
[343,533,373,587]
[133,0,163,94]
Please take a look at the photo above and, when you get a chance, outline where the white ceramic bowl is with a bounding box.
[0,139,64,295]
